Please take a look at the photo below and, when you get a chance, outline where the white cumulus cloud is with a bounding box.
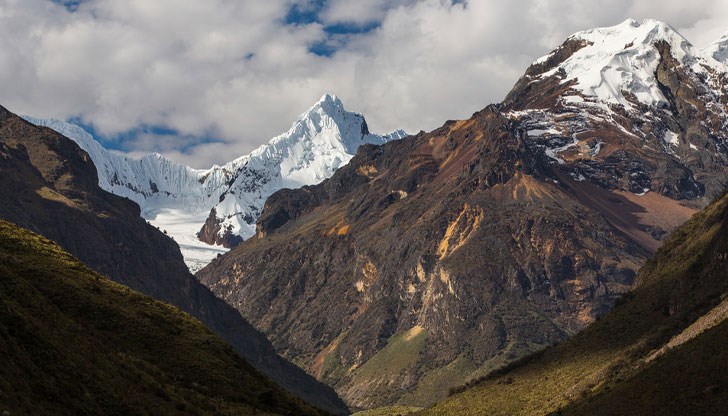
[0,0,726,167]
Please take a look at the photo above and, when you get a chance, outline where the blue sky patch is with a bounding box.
[325,21,381,35]
[285,0,326,26]
[284,1,382,57]
[308,41,338,57]
[67,117,224,155]
[51,0,84,12]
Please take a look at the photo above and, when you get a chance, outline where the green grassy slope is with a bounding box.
[0,219,325,416]
[560,319,728,416]
[420,193,728,415]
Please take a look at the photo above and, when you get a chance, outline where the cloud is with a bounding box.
[319,0,415,26]
[0,0,726,168]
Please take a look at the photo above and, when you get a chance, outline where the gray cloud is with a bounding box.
[1,0,726,168]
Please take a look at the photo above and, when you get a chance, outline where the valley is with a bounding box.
[0,106,348,415]
[1,13,727,416]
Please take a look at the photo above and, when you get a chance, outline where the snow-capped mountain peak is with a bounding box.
[237,94,404,190]
[24,95,407,272]
[313,92,345,114]
[531,18,727,110]
[206,95,406,252]
[504,18,728,205]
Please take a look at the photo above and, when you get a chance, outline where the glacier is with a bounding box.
[24,94,406,272]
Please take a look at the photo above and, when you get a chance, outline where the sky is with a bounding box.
[1,0,727,168]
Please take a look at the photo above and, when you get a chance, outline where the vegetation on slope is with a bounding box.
[0,220,325,416]
[420,193,728,415]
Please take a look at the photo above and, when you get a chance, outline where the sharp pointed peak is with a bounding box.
[292,93,358,127]
[310,93,346,115]
[317,93,341,105]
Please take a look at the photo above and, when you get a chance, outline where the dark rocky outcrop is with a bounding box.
[197,207,244,248]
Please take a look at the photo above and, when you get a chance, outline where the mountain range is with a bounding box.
[197,19,728,409]
[0,106,348,414]
[24,95,406,272]
[1,16,727,416]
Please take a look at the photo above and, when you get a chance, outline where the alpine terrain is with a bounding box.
[0,105,349,415]
[25,95,406,272]
[197,19,728,409]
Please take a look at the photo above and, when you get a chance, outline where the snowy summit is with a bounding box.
[532,18,728,110]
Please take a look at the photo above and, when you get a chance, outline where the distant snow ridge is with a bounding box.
[705,33,728,64]
[25,94,407,272]
[533,18,728,109]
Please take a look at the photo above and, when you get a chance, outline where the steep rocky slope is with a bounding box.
[25,95,406,272]
[199,107,652,409]
[0,105,348,415]
[421,192,728,415]
[0,220,324,416]
[198,19,726,409]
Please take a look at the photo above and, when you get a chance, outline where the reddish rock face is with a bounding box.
[197,108,680,408]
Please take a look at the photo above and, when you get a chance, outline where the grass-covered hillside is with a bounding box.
[420,193,728,415]
[0,219,325,416]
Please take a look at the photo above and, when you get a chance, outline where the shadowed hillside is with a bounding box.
[0,220,325,416]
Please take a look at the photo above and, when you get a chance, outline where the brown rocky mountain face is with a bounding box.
[198,22,727,410]
[422,192,728,415]
[0,106,348,415]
